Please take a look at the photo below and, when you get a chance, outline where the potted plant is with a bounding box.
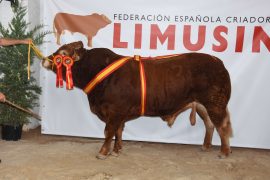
[0,3,48,140]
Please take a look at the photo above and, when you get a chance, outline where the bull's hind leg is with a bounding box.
[207,106,232,158]
[196,103,214,151]
[216,107,233,158]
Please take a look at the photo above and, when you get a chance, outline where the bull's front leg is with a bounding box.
[96,119,122,160]
[111,122,125,157]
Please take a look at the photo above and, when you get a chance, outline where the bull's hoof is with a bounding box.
[218,153,228,159]
[218,151,231,159]
[218,148,232,159]
[96,153,108,160]
[201,144,212,151]
[110,151,119,157]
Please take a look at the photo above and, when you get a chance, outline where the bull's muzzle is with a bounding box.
[42,56,53,69]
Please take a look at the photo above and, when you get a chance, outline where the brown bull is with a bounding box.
[53,13,111,47]
[42,41,233,159]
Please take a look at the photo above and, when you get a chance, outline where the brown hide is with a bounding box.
[45,41,231,128]
[44,41,232,158]
[53,13,111,47]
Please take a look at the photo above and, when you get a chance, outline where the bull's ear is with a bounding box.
[74,41,83,50]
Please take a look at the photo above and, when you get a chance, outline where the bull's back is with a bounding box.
[144,53,231,116]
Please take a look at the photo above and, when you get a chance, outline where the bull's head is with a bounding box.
[42,41,84,69]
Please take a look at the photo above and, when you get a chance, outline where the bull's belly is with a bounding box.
[144,97,192,117]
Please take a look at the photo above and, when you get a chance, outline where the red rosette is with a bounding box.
[53,55,63,88]
[63,56,74,90]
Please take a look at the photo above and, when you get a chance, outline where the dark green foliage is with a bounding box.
[0,4,49,126]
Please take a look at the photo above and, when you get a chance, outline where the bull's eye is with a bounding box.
[59,50,68,56]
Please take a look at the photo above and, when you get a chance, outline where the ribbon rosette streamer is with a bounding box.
[63,56,74,90]
[53,55,64,88]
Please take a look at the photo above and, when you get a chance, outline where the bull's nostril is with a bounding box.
[42,60,51,68]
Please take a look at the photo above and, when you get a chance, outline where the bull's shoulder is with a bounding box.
[85,48,123,65]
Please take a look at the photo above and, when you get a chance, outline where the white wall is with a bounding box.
[40,0,270,149]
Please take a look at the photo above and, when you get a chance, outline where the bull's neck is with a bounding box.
[69,48,122,92]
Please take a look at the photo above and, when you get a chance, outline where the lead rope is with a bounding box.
[27,42,53,79]
[2,42,52,120]
[27,42,31,80]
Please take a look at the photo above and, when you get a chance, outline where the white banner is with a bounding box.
[40,0,270,149]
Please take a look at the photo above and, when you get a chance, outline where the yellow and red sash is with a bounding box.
[134,55,147,115]
[83,57,132,94]
[83,54,181,116]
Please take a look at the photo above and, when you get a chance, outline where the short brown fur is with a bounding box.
[43,41,232,159]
